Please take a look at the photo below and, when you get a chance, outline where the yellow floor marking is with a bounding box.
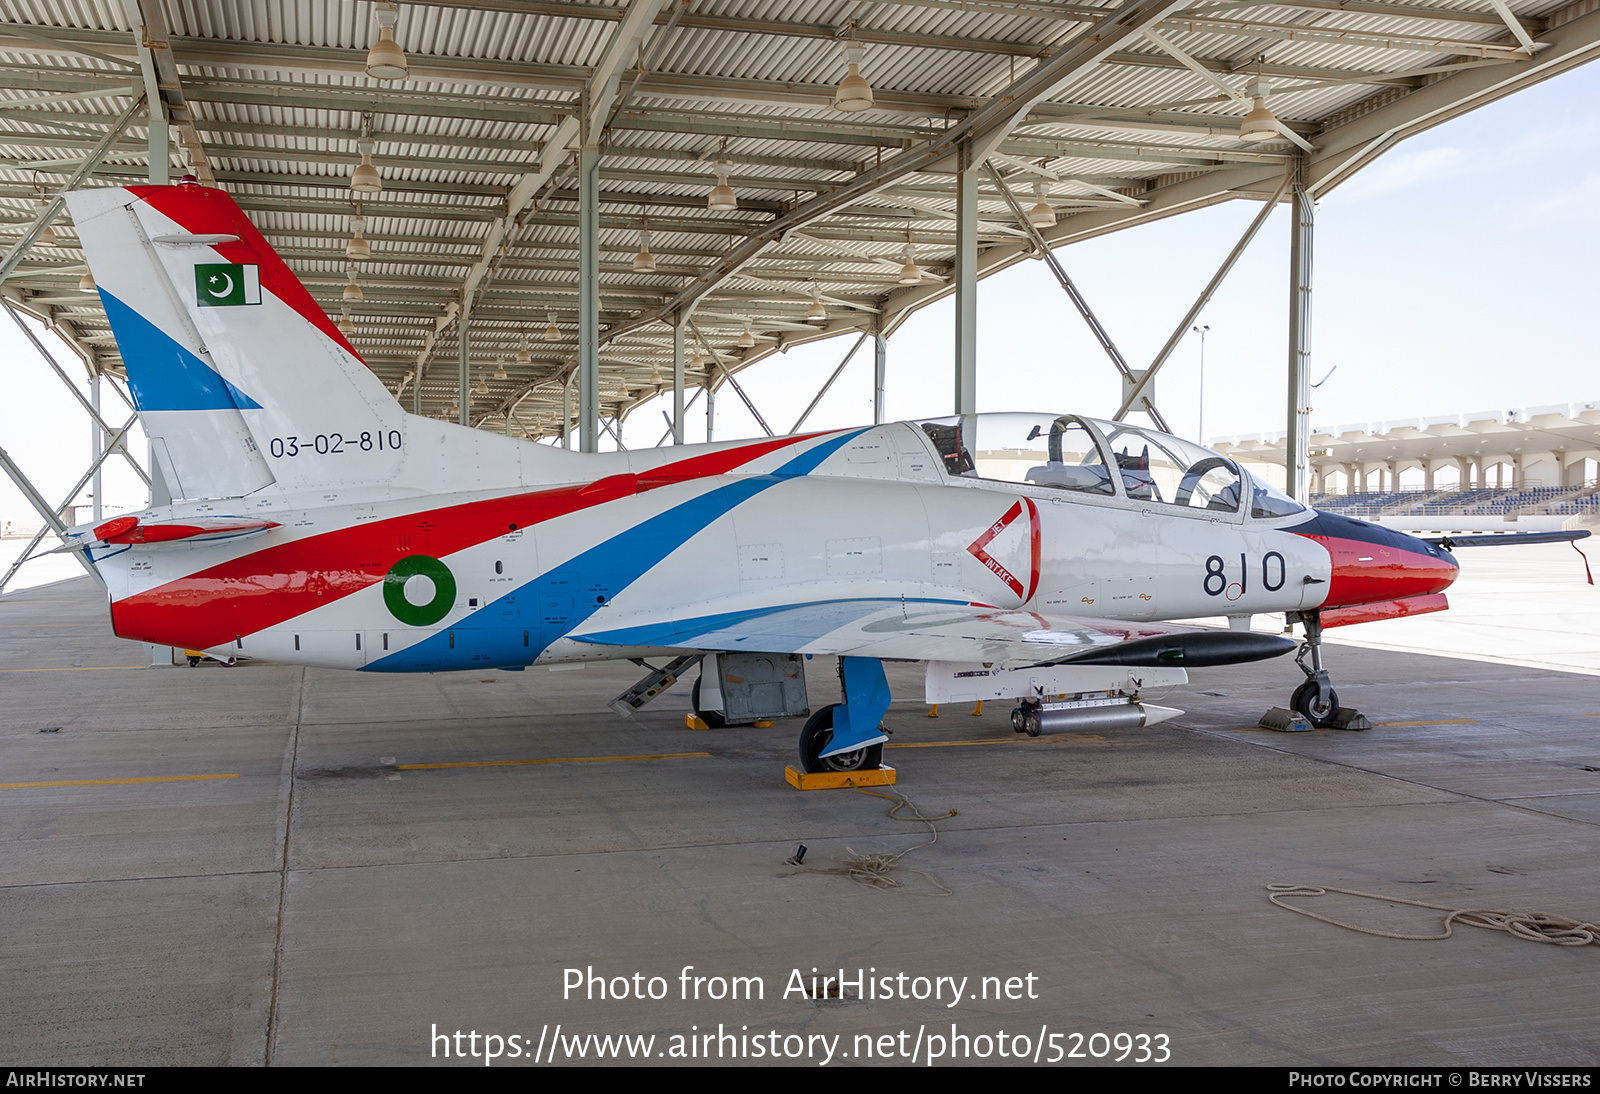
[0,665,146,672]
[1373,719,1477,727]
[887,734,1107,749]
[1,773,240,790]
[399,751,711,770]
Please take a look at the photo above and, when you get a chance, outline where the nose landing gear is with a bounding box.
[1271,611,1371,731]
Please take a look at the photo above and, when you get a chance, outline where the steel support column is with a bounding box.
[1286,158,1314,503]
[954,138,978,419]
[561,380,572,449]
[457,319,469,426]
[90,372,102,522]
[873,329,887,425]
[671,318,685,445]
[578,97,601,453]
[705,374,716,443]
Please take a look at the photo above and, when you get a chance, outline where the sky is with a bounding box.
[2,58,1597,533]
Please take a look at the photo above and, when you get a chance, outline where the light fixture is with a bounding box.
[897,236,923,285]
[806,287,826,323]
[448,401,459,417]
[515,336,531,365]
[78,270,96,292]
[1238,79,1279,143]
[337,310,356,338]
[493,359,507,381]
[474,373,489,396]
[1028,182,1056,228]
[345,212,371,261]
[544,312,561,342]
[707,158,736,210]
[737,323,756,349]
[833,40,873,112]
[690,351,705,369]
[342,267,364,302]
[649,363,662,383]
[351,120,382,193]
[633,227,655,273]
[366,2,409,80]
[33,195,57,246]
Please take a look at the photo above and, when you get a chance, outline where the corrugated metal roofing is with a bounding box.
[0,0,1594,436]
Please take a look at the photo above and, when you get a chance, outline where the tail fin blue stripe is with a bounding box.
[99,289,262,412]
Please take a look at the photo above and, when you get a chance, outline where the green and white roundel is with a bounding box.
[383,555,457,626]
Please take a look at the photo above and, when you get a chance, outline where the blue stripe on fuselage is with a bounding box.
[360,428,870,671]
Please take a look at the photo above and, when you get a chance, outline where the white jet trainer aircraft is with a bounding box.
[62,180,1488,773]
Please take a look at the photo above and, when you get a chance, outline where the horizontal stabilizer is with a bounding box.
[89,515,280,545]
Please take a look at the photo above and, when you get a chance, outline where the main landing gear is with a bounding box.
[1278,611,1370,731]
[795,656,892,774]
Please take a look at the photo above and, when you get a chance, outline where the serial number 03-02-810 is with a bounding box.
[269,431,402,458]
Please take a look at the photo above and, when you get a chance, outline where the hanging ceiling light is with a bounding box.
[690,351,705,369]
[897,236,923,285]
[806,288,827,323]
[366,2,409,80]
[33,195,57,246]
[633,227,656,273]
[515,336,531,366]
[345,212,371,261]
[1027,181,1057,228]
[544,312,562,342]
[707,158,737,211]
[493,358,507,381]
[648,363,662,383]
[351,122,382,193]
[78,270,96,292]
[737,323,756,349]
[337,310,356,338]
[342,267,364,302]
[448,401,459,417]
[474,373,489,396]
[1238,78,1280,143]
[833,40,874,112]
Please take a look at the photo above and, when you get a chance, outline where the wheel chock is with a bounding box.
[685,714,711,731]
[927,705,939,718]
[1329,707,1373,731]
[784,765,897,791]
[1259,707,1311,732]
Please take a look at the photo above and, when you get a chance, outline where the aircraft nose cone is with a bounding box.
[1314,514,1460,608]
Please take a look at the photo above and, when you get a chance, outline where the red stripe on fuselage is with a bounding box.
[110,432,829,650]
[126,183,363,361]
[1299,534,1458,608]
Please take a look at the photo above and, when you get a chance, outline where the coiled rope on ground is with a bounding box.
[1268,884,1598,946]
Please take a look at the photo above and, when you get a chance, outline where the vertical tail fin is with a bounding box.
[68,181,406,498]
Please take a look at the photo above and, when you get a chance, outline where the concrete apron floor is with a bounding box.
[2,578,1598,1067]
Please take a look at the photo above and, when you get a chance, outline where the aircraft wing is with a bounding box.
[573,598,1294,669]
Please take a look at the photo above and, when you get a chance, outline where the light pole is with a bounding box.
[1192,324,1210,444]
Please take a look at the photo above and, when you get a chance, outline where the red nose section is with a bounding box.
[1309,534,1459,608]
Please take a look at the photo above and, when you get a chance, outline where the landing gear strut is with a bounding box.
[1289,611,1338,728]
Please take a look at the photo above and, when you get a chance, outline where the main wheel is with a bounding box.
[797,704,883,774]
[690,676,727,729]
[1291,680,1339,728]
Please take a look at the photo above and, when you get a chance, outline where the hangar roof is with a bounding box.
[3,0,1598,439]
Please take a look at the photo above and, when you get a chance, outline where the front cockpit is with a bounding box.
[915,413,1307,521]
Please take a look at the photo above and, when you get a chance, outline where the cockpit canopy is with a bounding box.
[916,413,1305,519]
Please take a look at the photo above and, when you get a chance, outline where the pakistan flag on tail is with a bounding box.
[194,262,261,307]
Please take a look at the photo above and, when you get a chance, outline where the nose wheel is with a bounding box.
[798,705,884,774]
[1283,611,1367,730]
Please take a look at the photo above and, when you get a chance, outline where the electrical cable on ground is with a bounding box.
[1268,884,1598,946]
[780,788,956,895]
